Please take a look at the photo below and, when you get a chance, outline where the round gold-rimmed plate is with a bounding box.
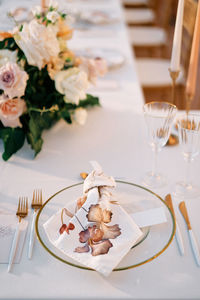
[35,181,175,272]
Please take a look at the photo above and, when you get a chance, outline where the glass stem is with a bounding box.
[184,158,192,187]
[152,148,158,176]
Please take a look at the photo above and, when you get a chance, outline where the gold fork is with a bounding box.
[8,197,28,272]
[28,190,43,259]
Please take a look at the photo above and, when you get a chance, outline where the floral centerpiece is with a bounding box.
[0,1,107,160]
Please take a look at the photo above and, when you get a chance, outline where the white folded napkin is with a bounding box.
[44,161,142,276]
[0,213,28,263]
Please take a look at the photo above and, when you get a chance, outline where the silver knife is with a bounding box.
[179,201,200,267]
[165,194,184,256]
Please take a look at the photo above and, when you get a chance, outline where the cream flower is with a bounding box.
[31,5,42,16]
[49,0,59,10]
[79,57,107,84]
[55,67,89,104]
[47,11,60,23]
[0,94,26,128]
[0,50,17,68]
[0,62,28,98]
[15,19,60,70]
[73,107,88,125]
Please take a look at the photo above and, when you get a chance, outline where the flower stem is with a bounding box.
[28,105,59,114]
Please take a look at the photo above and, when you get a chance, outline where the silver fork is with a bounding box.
[8,197,28,272]
[28,190,43,259]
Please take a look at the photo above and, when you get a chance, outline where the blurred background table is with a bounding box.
[0,0,200,299]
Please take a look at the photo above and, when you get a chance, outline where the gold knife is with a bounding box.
[179,201,200,267]
[165,194,184,255]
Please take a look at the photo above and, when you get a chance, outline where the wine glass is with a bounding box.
[174,113,200,198]
[143,101,177,188]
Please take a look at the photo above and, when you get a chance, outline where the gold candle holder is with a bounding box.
[166,68,180,146]
[169,69,180,105]
[186,93,193,115]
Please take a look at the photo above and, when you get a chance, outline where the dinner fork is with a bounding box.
[28,190,43,259]
[7,197,28,272]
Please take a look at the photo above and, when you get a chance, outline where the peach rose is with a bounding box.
[0,62,28,98]
[79,57,107,84]
[0,94,26,128]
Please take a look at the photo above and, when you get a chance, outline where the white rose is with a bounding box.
[55,67,89,104]
[15,20,60,70]
[73,107,88,125]
[47,11,60,23]
[31,5,42,16]
[0,50,17,68]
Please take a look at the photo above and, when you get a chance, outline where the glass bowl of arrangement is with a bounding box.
[0,1,107,160]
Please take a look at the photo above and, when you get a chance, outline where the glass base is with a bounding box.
[142,172,167,189]
[173,182,200,199]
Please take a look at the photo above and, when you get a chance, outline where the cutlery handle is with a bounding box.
[7,222,21,272]
[189,230,200,267]
[28,211,37,260]
[175,221,184,256]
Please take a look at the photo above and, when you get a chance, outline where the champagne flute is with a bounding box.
[143,101,177,188]
[174,113,200,198]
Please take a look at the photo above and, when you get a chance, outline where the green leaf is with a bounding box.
[79,94,100,108]
[60,108,72,124]
[19,24,23,32]
[26,111,59,156]
[61,13,67,19]
[26,115,43,155]
[0,127,25,161]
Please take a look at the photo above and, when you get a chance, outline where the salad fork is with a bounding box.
[8,197,28,272]
[28,190,43,259]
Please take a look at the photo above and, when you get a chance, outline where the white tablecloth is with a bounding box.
[0,0,200,299]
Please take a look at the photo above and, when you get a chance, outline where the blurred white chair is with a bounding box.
[124,8,155,25]
[127,0,173,57]
[122,0,149,8]
[136,58,184,87]
[128,26,167,47]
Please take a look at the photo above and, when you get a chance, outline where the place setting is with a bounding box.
[0,0,200,298]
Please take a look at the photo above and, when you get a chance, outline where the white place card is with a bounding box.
[131,207,167,228]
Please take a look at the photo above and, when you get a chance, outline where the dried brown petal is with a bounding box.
[77,195,87,209]
[59,224,67,234]
[90,239,113,256]
[79,229,90,243]
[68,223,75,231]
[102,209,112,223]
[74,244,90,253]
[101,223,121,239]
[87,204,102,223]
[90,227,104,242]
[63,208,74,218]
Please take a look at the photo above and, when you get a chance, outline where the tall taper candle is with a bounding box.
[41,0,45,10]
[186,0,200,101]
[170,0,184,72]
